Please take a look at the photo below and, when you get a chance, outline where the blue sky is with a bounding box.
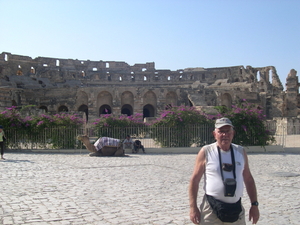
[1,0,299,87]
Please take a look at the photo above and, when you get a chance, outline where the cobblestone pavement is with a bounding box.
[1,152,300,225]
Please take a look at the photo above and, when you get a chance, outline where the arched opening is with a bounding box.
[30,67,35,74]
[39,106,48,113]
[58,105,69,112]
[121,91,134,115]
[143,104,155,118]
[12,100,17,106]
[78,104,88,122]
[97,91,113,115]
[143,91,157,117]
[269,69,272,84]
[17,65,23,75]
[166,91,178,107]
[99,104,112,115]
[121,104,133,116]
[256,71,260,81]
[221,93,232,109]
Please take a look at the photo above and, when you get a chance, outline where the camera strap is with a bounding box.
[217,144,236,181]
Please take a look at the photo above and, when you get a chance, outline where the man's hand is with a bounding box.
[249,206,259,224]
[190,207,201,224]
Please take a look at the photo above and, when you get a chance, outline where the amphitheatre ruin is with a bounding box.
[0,52,299,129]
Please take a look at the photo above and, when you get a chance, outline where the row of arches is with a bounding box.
[35,90,178,122]
[35,91,235,122]
[38,103,156,122]
[98,104,155,117]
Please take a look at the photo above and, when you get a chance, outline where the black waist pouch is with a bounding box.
[206,194,242,223]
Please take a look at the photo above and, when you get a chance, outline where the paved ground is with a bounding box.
[0,151,300,225]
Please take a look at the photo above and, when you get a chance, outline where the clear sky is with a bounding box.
[1,0,299,88]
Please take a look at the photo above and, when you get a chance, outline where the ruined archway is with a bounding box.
[58,105,68,112]
[39,105,48,113]
[12,100,17,106]
[121,91,134,115]
[77,91,88,104]
[143,91,157,117]
[166,91,178,107]
[97,91,113,115]
[78,104,88,122]
[99,104,112,115]
[221,93,232,109]
[143,104,155,118]
[121,104,133,116]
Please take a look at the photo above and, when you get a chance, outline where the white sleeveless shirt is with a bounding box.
[203,142,245,203]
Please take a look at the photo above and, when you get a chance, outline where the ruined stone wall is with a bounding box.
[0,52,298,124]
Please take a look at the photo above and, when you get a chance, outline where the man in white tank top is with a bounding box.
[189,118,259,224]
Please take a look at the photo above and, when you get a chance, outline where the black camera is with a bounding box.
[224,178,236,197]
[222,163,233,172]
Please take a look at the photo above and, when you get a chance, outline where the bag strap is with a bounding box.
[217,144,236,181]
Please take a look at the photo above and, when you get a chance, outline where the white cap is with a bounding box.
[215,117,233,129]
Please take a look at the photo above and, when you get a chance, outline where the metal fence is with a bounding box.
[4,124,300,150]
[5,128,83,150]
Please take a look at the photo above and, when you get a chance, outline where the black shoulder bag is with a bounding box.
[206,145,242,222]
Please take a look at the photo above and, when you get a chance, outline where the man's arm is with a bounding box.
[243,149,260,224]
[189,147,206,224]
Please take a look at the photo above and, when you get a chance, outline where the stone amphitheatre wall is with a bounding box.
[0,52,299,127]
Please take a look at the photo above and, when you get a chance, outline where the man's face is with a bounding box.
[213,125,235,145]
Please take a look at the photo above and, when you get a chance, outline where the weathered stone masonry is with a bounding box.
[0,52,299,125]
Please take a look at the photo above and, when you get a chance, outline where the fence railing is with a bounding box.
[5,124,300,150]
[5,128,83,150]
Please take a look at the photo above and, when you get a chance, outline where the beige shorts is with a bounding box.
[199,195,246,225]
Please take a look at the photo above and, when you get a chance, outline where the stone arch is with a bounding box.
[240,67,243,74]
[143,91,157,112]
[143,104,155,118]
[58,105,68,112]
[76,91,89,120]
[99,104,112,115]
[77,91,88,104]
[78,104,88,122]
[220,93,232,109]
[121,104,133,116]
[143,90,157,118]
[121,91,134,115]
[39,105,48,113]
[165,91,178,107]
[12,100,17,106]
[97,91,113,115]
[256,71,260,81]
